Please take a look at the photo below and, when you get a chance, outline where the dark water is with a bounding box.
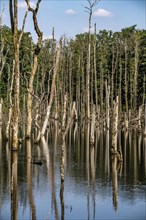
[0,125,146,220]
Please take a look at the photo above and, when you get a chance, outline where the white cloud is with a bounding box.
[18,1,36,9]
[93,8,112,17]
[65,9,77,15]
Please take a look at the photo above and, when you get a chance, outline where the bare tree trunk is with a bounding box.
[105,80,110,130]
[62,102,76,140]
[86,14,91,121]
[10,0,28,150]
[62,93,67,131]
[0,98,2,127]
[60,138,65,220]
[26,54,39,138]
[138,106,142,133]
[36,40,62,142]
[133,34,139,110]
[6,61,15,140]
[26,0,43,138]
[100,61,104,114]
[111,96,118,153]
[90,105,95,144]
[12,30,20,150]
[124,39,128,114]
[144,102,146,136]
[94,23,98,112]
[118,50,122,114]
[85,0,99,120]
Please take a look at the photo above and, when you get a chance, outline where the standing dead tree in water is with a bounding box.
[84,0,100,120]
[111,96,123,161]
[25,0,43,138]
[111,96,118,154]
[9,0,28,150]
[5,61,15,140]
[36,39,62,142]
[105,80,110,130]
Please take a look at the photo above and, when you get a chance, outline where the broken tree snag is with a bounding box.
[62,93,67,132]
[90,105,95,145]
[105,80,110,130]
[111,96,119,154]
[36,39,62,142]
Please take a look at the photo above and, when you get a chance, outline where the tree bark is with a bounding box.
[36,39,62,142]
[105,80,110,130]
[11,0,20,150]
[6,61,15,140]
[111,96,118,153]
[26,0,42,138]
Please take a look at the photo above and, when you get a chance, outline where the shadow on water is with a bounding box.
[0,124,146,219]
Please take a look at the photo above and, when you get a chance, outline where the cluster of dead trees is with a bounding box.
[0,0,146,154]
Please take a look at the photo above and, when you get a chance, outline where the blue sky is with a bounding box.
[0,0,146,41]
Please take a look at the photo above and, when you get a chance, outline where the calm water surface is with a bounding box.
[0,125,146,220]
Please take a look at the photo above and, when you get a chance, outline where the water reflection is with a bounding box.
[11,151,18,220]
[26,139,36,220]
[0,126,145,219]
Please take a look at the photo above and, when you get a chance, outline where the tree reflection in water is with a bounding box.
[0,126,145,219]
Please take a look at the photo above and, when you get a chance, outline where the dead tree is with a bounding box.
[84,0,100,120]
[36,39,62,142]
[5,61,15,140]
[111,96,118,154]
[105,80,110,130]
[25,0,43,138]
[9,0,28,150]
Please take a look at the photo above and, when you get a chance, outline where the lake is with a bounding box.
[0,124,146,219]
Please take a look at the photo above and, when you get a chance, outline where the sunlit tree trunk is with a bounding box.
[36,40,62,142]
[85,0,99,120]
[94,23,98,112]
[6,61,15,140]
[26,0,42,138]
[133,33,139,110]
[124,39,128,113]
[9,0,28,149]
[86,8,91,120]
[10,0,20,150]
[111,96,118,153]
[0,98,2,127]
[105,80,110,130]
[60,139,65,220]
